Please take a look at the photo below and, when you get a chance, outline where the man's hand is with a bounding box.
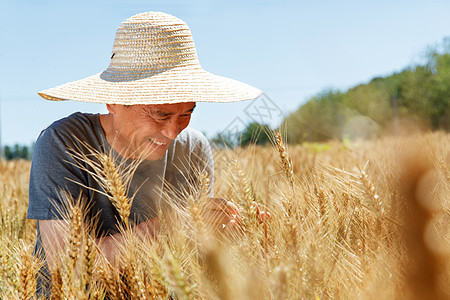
[201,198,270,234]
[253,201,271,224]
[133,217,160,242]
[201,198,241,232]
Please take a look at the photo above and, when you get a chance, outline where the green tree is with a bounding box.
[282,37,450,143]
[343,82,393,126]
[2,144,32,160]
[21,145,29,160]
[4,145,12,160]
[240,122,272,147]
[283,90,347,143]
[428,51,450,129]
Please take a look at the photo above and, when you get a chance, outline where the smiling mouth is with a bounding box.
[149,138,169,146]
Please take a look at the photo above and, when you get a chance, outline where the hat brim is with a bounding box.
[38,65,262,104]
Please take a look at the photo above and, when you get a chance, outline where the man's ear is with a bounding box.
[106,104,117,114]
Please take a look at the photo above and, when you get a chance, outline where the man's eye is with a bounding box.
[151,114,170,121]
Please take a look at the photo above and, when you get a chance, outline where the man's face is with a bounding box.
[107,102,196,160]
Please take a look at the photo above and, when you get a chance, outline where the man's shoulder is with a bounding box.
[175,127,209,147]
[165,127,214,182]
[46,112,97,133]
[38,112,99,140]
[176,127,208,142]
[33,112,104,157]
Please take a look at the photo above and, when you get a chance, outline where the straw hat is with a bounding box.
[38,11,262,104]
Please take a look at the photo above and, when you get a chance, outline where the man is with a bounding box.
[27,11,262,296]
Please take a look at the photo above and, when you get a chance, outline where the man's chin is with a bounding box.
[140,142,169,161]
[143,151,166,161]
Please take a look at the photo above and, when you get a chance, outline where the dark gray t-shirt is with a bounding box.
[27,112,213,246]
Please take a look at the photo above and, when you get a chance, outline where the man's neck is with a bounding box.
[99,113,131,158]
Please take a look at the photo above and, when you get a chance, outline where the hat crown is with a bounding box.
[102,12,200,82]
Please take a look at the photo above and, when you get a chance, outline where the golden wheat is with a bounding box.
[0,131,449,299]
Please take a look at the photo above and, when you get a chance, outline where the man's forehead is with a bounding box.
[148,102,196,112]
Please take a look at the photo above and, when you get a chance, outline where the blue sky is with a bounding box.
[1,0,450,146]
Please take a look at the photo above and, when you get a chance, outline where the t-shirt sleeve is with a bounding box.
[187,128,215,196]
[164,127,214,197]
[196,132,214,187]
[27,126,87,220]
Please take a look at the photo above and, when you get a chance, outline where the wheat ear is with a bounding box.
[17,243,38,300]
[165,251,194,300]
[98,153,131,228]
[67,141,144,229]
[123,262,147,299]
[232,160,258,231]
[83,234,96,291]
[275,131,295,190]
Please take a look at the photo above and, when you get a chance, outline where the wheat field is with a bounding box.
[0,131,449,299]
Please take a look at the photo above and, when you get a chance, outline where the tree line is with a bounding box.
[1,144,34,160]
[282,38,449,143]
[211,38,449,146]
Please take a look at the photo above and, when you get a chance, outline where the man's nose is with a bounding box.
[161,118,179,140]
